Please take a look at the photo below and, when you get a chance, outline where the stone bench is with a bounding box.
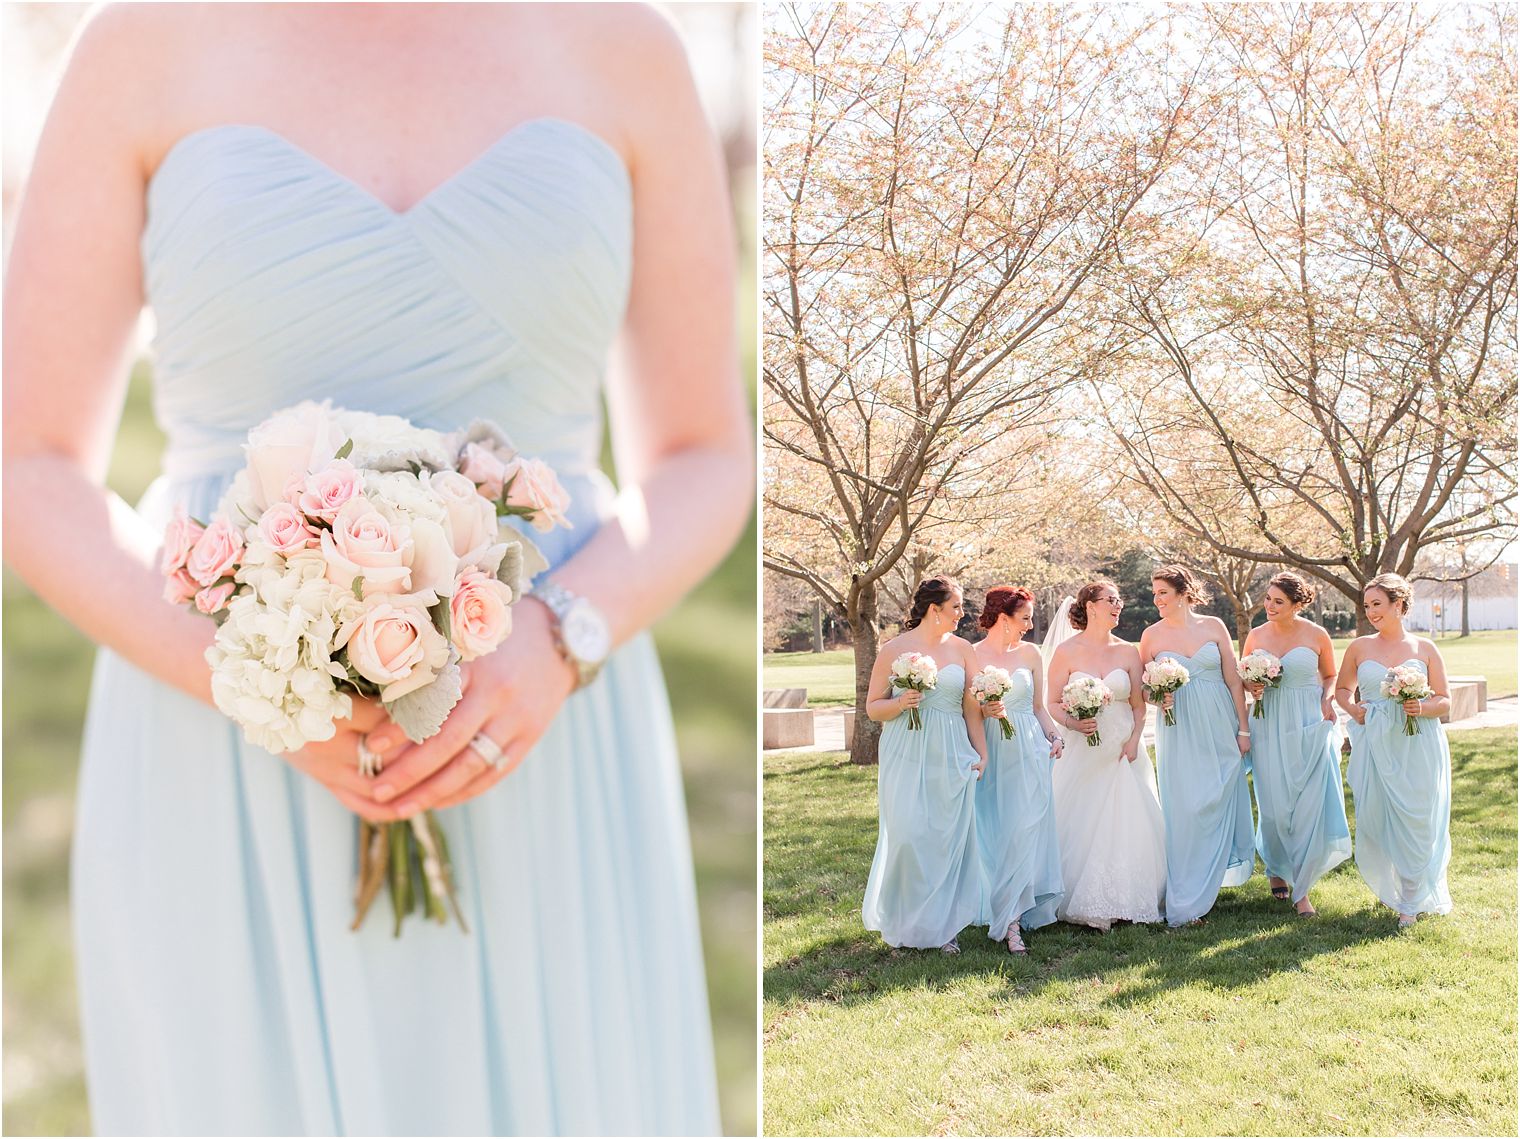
[763,708,815,749]
[841,710,856,749]
[1444,678,1487,724]
[763,687,808,709]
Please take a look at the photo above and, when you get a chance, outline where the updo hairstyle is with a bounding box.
[904,576,960,630]
[979,586,1033,629]
[1152,564,1209,605]
[1364,572,1413,615]
[1069,579,1118,631]
[1268,571,1316,607]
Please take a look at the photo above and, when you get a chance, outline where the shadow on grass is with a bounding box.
[766,734,1517,1017]
[765,875,1402,1011]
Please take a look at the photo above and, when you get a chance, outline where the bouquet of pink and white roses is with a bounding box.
[1238,650,1284,719]
[1380,664,1435,736]
[1060,675,1113,747]
[889,652,938,730]
[1142,658,1190,727]
[161,401,570,934]
[970,665,1016,739]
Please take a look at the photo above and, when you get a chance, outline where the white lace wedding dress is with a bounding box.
[1050,668,1167,929]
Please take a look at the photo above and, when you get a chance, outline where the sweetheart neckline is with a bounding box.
[145,117,630,221]
[1071,668,1129,683]
[1157,641,1221,662]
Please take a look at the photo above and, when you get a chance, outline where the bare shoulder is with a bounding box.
[1203,615,1233,639]
[1112,638,1142,663]
[48,4,202,171]
[558,4,692,110]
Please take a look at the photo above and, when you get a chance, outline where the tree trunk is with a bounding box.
[811,600,824,653]
[849,582,883,766]
[1229,596,1251,655]
[1461,577,1471,637]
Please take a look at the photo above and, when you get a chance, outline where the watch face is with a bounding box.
[563,601,611,664]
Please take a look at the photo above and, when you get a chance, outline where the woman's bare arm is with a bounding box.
[2,8,217,706]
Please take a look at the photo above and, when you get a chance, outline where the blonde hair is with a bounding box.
[1364,573,1413,614]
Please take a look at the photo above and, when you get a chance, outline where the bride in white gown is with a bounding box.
[1043,581,1167,929]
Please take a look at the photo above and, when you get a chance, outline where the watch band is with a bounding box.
[530,581,605,689]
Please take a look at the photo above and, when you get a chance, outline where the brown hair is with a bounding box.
[1070,579,1119,631]
[1364,572,1413,615]
[1267,570,1316,607]
[904,576,959,630]
[1152,564,1209,605]
[979,586,1034,630]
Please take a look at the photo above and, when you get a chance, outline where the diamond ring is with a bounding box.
[356,739,383,777]
[470,732,508,770]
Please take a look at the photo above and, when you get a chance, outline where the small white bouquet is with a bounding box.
[1060,675,1113,747]
[1142,658,1191,727]
[1381,665,1435,736]
[1238,650,1284,719]
[889,652,939,730]
[161,401,570,934]
[971,665,1016,740]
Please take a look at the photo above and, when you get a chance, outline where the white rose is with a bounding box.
[429,469,500,562]
[243,401,348,512]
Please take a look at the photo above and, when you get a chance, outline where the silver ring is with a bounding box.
[470,732,508,770]
[357,739,382,777]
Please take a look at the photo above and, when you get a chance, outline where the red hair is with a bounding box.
[979,586,1034,629]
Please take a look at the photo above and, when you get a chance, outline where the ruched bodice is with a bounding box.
[1358,657,1424,702]
[1279,644,1322,688]
[141,119,631,559]
[895,663,966,714]
[1160,640,1223,684]
[1005,667,1034,715]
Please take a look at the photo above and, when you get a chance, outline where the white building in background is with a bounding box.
[1407,563,1518,634]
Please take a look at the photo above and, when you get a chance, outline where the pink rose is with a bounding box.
[160,506,204,575]
[244,401,349,511]
[186,517,245,587]
[256,502,319,555]
[431,470,500,561]
[449,568,514,661]
[164,567,199,605]
[194,581,237,615]
[320,496,412,596]
[503,457,572,533]
[296,459,363,524]
[459,442,509,501]
[338,601,450,702]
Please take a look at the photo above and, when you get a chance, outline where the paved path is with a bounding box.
[770,697,1517,756]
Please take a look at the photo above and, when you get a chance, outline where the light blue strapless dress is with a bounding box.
[1153,642,1255,925]
[975,667,1062,937]
[71,120,719,1135]
[1247,646,1351,902]
[862,663,982,948]
[1346,657,1453,916]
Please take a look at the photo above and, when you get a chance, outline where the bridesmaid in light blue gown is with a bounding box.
[862,578,988,954]
[971,587,1064,954]
[1241,572,1351,916]
[1336,574,1454,930]
[5,8,745,1134]
[1141,566,1255,926]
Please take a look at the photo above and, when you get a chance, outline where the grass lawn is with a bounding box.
[765,630,1519,710]
[4,365,758,1134]
[764,649,857,706]
[763,729,1518,1136]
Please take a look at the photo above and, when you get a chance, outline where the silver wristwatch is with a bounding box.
[530,581,610,689]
